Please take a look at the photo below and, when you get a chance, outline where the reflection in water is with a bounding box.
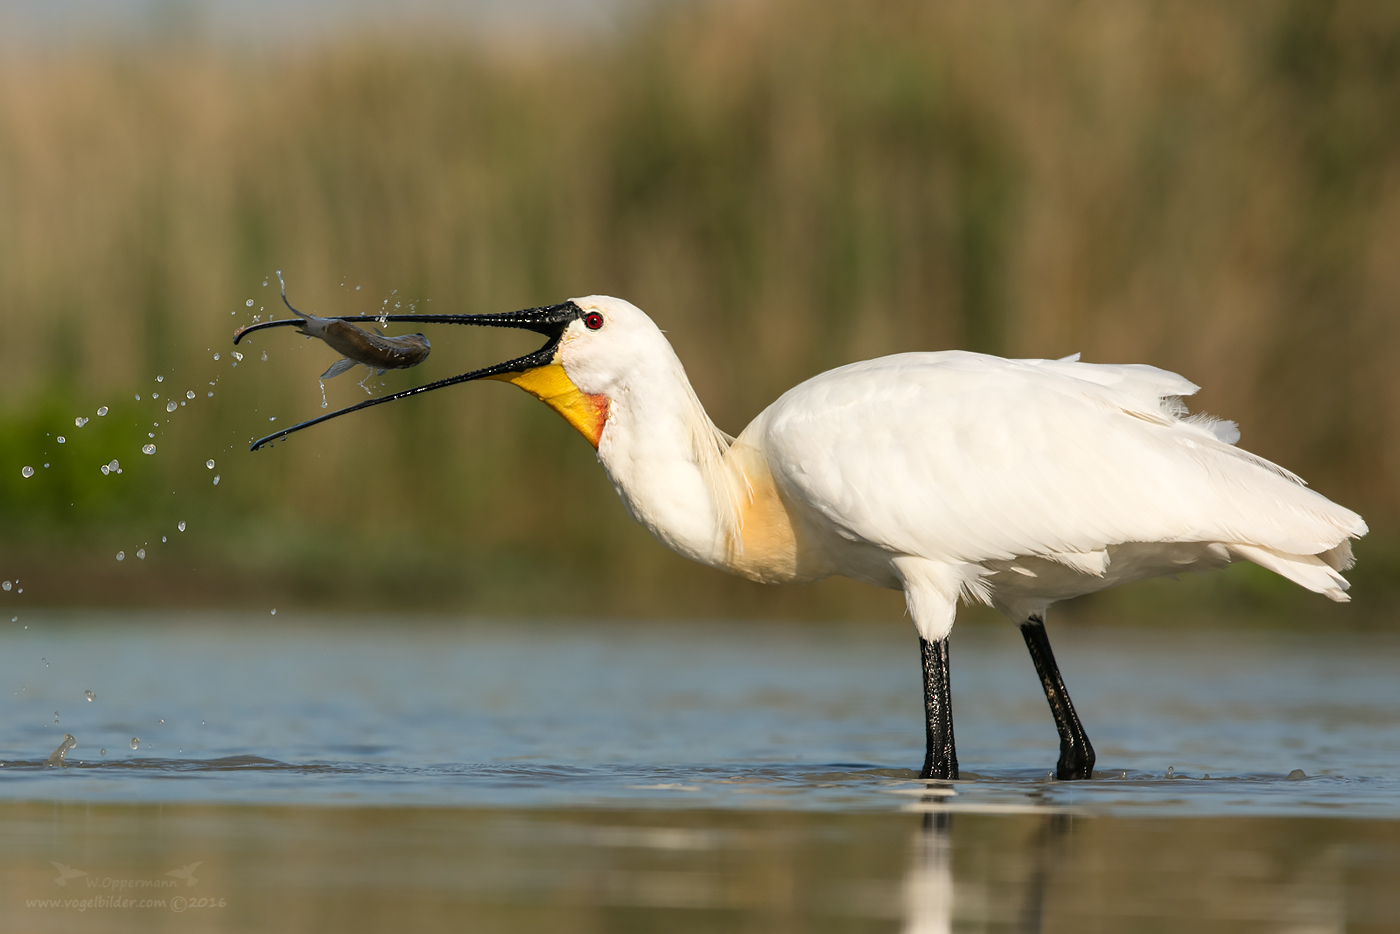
[0,800,1393,931]
[902,808,953,934]
[1014,812,1069,934]
[899,788,1072,934]
[892,792,1364,933]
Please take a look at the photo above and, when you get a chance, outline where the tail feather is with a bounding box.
[1319,539,1356,572]
[1227,543,1352,602]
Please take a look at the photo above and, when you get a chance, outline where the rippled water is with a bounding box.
[1,616,1397,814]
[1,616,1397,930]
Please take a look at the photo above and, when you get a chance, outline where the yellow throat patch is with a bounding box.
[490,362,610,448]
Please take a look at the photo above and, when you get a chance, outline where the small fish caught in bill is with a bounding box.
[237,274,431,379]
[236,278,579,451]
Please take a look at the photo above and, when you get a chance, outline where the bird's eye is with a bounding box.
[583,312,604,330]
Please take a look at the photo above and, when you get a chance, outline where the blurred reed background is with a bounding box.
[0,0,1397,625]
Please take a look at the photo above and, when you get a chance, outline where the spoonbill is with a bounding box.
[238,295,1368,780]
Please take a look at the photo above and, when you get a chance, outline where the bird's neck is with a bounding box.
[592,364,812,583]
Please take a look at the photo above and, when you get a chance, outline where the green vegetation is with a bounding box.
[0,0,1397,624]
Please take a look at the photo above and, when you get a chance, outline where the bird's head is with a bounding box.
[485,295,671,447]
[243,293,671,451]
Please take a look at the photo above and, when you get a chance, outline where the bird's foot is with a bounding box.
[1054,743,1095,780]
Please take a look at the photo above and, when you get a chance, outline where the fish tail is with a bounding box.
[276,270,312,319]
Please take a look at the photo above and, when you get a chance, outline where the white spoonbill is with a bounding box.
[240,295,1368,780]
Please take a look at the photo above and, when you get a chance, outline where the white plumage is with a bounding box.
[558,297,1365,644]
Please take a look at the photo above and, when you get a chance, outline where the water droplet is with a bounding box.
[270,608,277,615]
[161,536,167,542]
[116,551,124,561]
[41,657,47,666]
[136,549,145,560]
[263,279,269,287]
[166,401,178,413]
[148,433,155,439]
[75,417,88,427]
[109,460,119,471]
[84,690,95,702]
[54,711,60,722]
[100,748,106,756]
[178,521,186,531]
[152,392,159,399]
[206,459,215,469]
[135,393,141,400]
[101,465,110,476]
[246,298,254,306]
[213,353,220,361]
[20,466,33,478]
[232,352,243,362]
[207,391,213,397]
[1287,769,1308,781]
[130,737,139,750]
[1166,766,1175,779]
[156,375,164,382]
[142,444,156,455]
[97,406,108,416]
[269,416,276,422]
[57,436,65,444]
[180,401,186,407]
[186,391,195,400]
[261,351,268,362]
[356,285,361,290]
[213,475,220,485]
[1,582,7,590]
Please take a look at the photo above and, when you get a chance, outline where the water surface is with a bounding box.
[2,616,1396,814]
[1,616,1397,930]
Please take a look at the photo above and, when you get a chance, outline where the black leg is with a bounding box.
[919,636,959,780]
[1020,615,1095,780]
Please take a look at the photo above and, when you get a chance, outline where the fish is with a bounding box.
[292,310,432,380]
[240,273,432,380]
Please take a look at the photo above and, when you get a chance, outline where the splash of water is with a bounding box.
[47,734,76,767]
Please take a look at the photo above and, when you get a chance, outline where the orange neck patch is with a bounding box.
[489,363,610,448]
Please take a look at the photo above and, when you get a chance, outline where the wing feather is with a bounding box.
[756,352,1364,568]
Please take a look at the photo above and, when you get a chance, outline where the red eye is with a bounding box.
[583,312,604,330]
